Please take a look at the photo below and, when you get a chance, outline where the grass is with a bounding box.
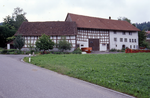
[24,53,150,98]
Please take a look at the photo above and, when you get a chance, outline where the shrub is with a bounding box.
[57,36,72,52]
[36,34,54,52]
[117,50,121,52]
[1,49,8,54]
[109,48,117,52]
[72,48,82,54]
[13,34,25,50]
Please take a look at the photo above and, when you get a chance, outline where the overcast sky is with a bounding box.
[0,0,150,23]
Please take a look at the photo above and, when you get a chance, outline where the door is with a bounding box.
[89,39,99,51]
[107,44,109,50]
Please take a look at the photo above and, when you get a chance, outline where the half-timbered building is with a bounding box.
[65,13,140,51]
[15,21,77,51]
[14,13,140,51]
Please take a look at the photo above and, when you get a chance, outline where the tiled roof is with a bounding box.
[146,31,150,34]
[66,13,140,31]
[15,21,77,36]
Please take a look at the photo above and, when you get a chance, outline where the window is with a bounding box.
[122,32,126,35]
[114,31,117,34]
[124,38,127,42]
[130,45,132,49]
[129,32,132,35]
[102,44,105,46]
[129,39,131,42]
[77,44,80,48]
[114,38,117,42]
[120,38,123,42]
[135,39,136,42]
[134,45,135,48]
[116,45,117,47]
[132,39,134,42]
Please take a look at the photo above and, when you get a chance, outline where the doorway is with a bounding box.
[89,39,99,51]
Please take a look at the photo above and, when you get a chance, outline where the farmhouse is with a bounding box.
[14,13,140,51]
[65,13,140,51]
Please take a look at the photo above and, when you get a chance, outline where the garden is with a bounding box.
[24,53,150,98]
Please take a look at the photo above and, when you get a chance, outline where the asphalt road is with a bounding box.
[0,54,135,98]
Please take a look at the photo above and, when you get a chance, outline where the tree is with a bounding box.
[0,25,16,47]
[3,7,28,30]
[57,36,72,52]
[13,34,25,50]
[138,31,147,47]
[118,17,131,23]
[35,34,54,52]
[3,15,15,28]
[0,7,27,48]
[12,7,28,30]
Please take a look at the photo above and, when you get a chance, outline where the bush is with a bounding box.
[1,49,8,54]
[109,48,117,52]
[72,48,82,54]
[30,50,35,54]
[0,49,24,54]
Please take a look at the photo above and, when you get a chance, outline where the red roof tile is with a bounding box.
[146,31,150,34]
[65,13,140,31]
[15,21,77,36]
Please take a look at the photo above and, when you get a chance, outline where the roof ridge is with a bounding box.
[25,21,75,23]
[68,13,120,22]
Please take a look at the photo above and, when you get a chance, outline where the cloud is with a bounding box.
[0,0,150,23]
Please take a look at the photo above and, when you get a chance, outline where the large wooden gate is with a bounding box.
[89,39,99,51]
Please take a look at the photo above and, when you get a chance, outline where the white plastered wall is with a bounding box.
[77,39,89,49]
[110,31,139,50]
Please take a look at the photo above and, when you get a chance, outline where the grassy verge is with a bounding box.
[24,53,150,98]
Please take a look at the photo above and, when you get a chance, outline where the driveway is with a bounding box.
[0,55,134,98]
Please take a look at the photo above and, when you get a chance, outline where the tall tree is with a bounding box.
[1,7,27,48]
[0,25,16,47]
[35,34,54,52]
[12,7,28,30]
[13,34,25,50]
[3,15,15,28]
[138,31,147,47]
[118,17,131,23]
[3,7,27,30]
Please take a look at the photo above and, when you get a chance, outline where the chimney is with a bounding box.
[109,16,111,20]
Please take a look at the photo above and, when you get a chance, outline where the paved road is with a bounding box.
[0,55,135,98]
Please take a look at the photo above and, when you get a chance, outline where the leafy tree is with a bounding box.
[0,25,16,47]
[3,7,27,30]
[138,31,147,47]
[35,34,54,52]
[57,36,72,52]
[142,40,149,48]
[13,34,25,50]
[136,22,150,31]
[3,15,15,28]
[0,7,27,48]
[118,17,131,23]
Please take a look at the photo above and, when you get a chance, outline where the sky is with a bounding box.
[0,0,150,23]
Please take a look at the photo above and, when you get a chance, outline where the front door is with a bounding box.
[107,44,109,50]
[89,39,99,51]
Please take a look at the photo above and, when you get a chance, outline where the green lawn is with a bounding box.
[24,53,150,98]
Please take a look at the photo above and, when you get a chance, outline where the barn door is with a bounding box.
[89,39,99,51]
